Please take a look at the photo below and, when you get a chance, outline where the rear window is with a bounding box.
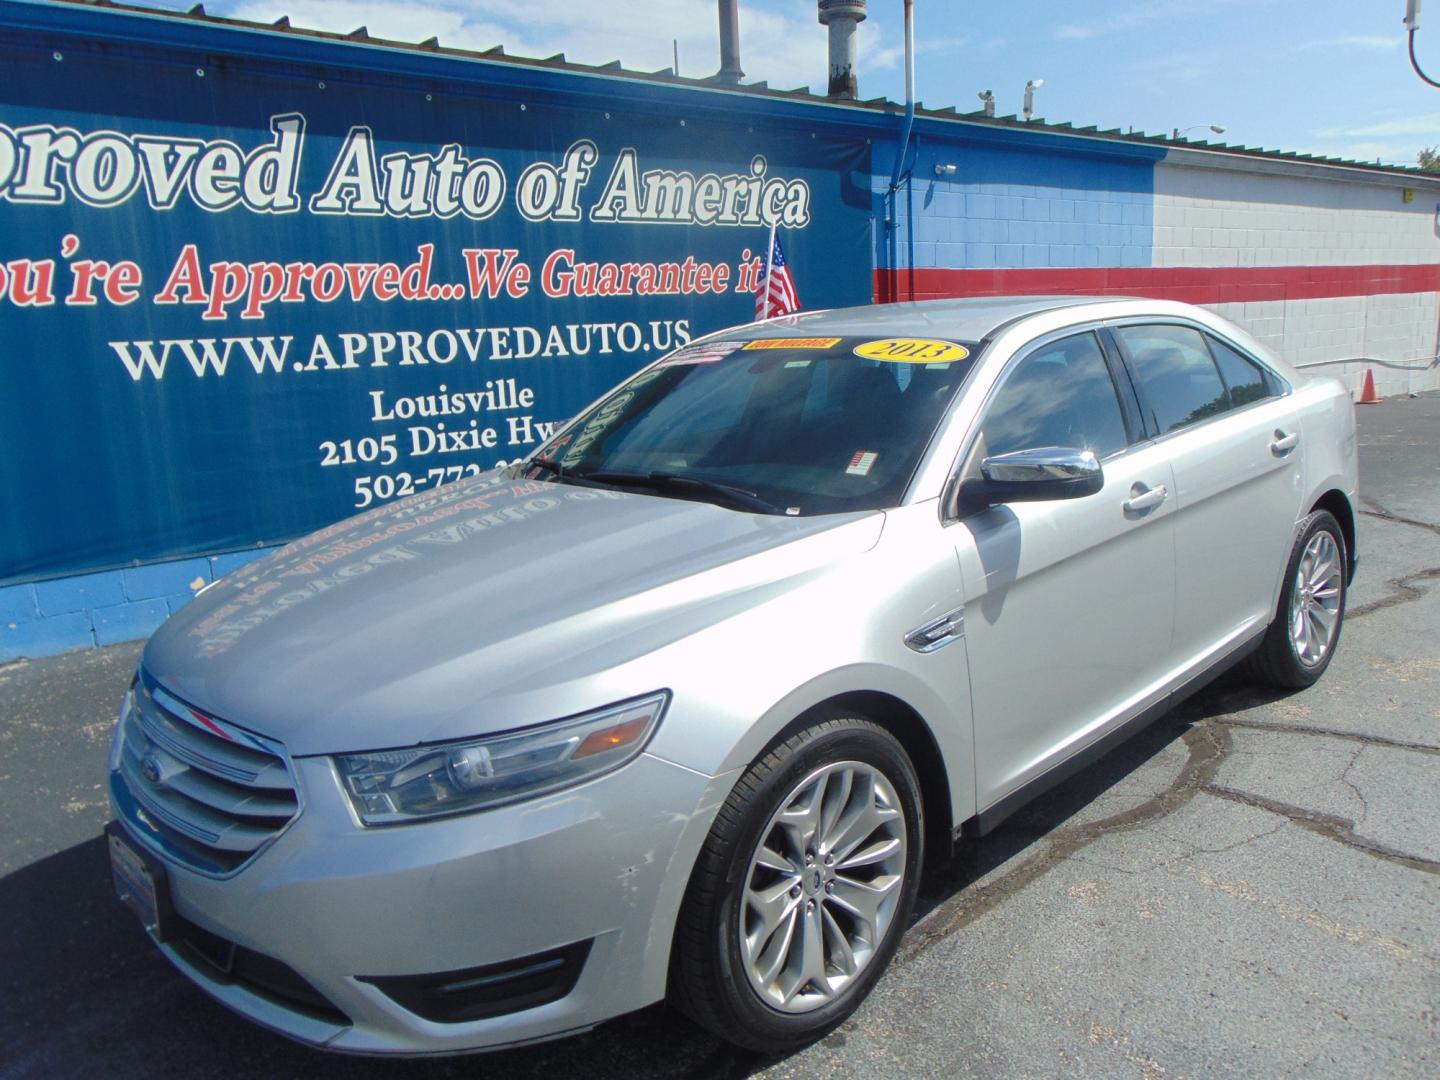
[533,335,980,514]
[1208,336,1276,407]
[1116,324,1229,434]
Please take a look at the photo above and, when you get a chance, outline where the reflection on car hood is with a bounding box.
[143,473,883,756]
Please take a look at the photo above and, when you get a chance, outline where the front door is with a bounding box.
[946,329,1178,810]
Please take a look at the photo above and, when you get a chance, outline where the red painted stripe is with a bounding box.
[872,264,1440,305]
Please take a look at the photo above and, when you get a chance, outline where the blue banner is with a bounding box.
[0,22,872,583]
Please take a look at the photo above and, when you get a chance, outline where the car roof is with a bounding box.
[723,296,1136,344]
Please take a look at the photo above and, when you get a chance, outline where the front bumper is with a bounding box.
[109,751,731,1055]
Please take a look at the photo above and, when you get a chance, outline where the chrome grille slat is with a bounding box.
[119,735,297,825]
[162,766,298,823]
[134,691,291,789]
[112,674,301,875]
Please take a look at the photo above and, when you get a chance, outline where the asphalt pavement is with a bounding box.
[2,393,1437,1079]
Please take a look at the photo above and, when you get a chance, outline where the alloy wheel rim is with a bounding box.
[738,760,907,1013]
[1289,530,1343,667]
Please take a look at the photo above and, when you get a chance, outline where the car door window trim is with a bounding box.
[1105,318,1294,446]
[941,322,1140,525]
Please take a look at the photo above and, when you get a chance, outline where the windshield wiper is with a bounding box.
[522,456,615,491]
[579,470,783,515]
[527,455,566,478]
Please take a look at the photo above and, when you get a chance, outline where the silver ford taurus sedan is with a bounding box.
[107,296,1357,1055]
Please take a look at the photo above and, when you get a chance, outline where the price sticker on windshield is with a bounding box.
[853,338,970,364]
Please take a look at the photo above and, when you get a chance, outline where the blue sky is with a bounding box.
[143,0,1440,166]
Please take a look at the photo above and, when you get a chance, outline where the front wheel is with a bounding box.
[1246,509,1348,688]
[668,714,923,1052]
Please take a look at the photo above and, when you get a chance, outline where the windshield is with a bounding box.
[523,334,979,515]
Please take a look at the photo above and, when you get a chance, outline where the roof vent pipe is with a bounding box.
[818,0,868,100]
[715,0,744,84]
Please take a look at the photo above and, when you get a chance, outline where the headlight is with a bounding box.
[108,674,139,773]
[334,691,669,825]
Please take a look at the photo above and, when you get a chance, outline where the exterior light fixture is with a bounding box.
[1023,78,1043,121]
[1172,123,1226,140]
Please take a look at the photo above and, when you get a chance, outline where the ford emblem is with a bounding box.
[141,754,164,784]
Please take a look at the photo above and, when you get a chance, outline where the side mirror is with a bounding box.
[959,447,1104,511]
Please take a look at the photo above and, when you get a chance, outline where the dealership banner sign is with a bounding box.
[0,33,871,583]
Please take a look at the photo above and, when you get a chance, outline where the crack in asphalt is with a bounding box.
[1337,743,1370,824]
[1360,499,1440,537]
[1349,565,1440,618]
[1202,783,1439,875]
[1207,716,1440,755]
[896,721,1232,965]
[1351,505,1440,618]
[900,698,1439,972]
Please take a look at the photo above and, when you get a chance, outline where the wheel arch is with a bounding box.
[765,690,956,866]
[1310,488,1357,582]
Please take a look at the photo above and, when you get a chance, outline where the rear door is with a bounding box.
[946,328,1177,810]
[1109,322,1305,667]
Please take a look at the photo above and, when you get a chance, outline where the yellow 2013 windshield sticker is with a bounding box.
[853,338,970,364]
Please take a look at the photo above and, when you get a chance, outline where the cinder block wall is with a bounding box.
[875,140,1440,399]
[1,549,273,663]
[1155,161,1440,398]
[873,138,1158,284]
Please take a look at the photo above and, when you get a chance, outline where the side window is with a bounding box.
[1116,324,1228,434]
[1208,335,1276,408]
[980,332,1130,459]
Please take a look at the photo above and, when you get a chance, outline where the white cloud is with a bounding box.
[1297,140,1423,166]
[1056,0,1276,43]
[1298,34,1401,52]
[1128,48,1223,85]
[1313,113,1440,139]
[1055,9,1161,42]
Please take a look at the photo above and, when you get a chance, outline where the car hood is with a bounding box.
[143,474,884,756]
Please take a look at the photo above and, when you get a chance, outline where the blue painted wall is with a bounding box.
[2,549,273,660]
[0,2,1166,663]
[872,129,1159,277]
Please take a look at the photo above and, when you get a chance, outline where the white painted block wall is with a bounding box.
[1156,162,1440,395]
[1211,292,1439,398]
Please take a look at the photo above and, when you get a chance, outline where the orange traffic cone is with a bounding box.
[1357,367,1382,405]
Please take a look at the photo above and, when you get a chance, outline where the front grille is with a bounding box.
[112,671,299,875]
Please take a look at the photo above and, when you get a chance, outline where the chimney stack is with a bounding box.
[817,0,867,100]
[715,0,744,84]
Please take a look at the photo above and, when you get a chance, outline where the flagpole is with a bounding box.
[761,217,778,318]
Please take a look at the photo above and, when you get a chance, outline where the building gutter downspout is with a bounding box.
[888,0,915,194]
[885,0,916,300]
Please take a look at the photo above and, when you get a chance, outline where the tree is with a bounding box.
[1419,146,1440,172]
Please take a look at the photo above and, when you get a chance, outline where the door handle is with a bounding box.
[1123,483,1168,514]
[1270,430,1299,456]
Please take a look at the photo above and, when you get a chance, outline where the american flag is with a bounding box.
[754,231,800,320]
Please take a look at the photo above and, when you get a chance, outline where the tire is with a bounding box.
[1245,509,1347,689]
[668,712,923,1053]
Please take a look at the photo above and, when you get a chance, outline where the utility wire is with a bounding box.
[1410,28,1440,87]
